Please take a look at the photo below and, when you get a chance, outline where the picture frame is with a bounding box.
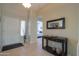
[47,17,65,29]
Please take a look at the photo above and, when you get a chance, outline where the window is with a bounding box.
[20,20,26,36]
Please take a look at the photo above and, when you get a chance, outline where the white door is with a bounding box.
[2,16,23,46]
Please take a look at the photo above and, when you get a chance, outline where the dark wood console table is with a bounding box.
[42,35,68,56]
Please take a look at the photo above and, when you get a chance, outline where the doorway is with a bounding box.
[37,16,43,45]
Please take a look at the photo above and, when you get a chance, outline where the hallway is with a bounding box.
[0,38,53,56]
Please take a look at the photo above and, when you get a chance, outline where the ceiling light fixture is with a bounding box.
[22,3,31,8]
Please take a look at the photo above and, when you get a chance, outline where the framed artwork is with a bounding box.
[47,18,65,29]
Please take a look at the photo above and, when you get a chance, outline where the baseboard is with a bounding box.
[2,43,23,51]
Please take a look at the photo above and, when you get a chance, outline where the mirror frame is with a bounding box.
[47,17,65,29]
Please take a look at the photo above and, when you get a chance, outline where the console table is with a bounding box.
[42,35,68,56]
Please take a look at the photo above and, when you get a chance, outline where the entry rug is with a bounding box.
[2,43,23,51]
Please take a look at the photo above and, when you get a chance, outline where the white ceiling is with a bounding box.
[2,3,48,11]
[30,3,48,11]
[2,3,79,12]
[1,3,48,18]
[1,3,79,18]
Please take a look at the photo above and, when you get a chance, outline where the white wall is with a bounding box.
[0,6,1,49]
[0,18,1,50]
[0,4,37,46]
[0,4,3,51]
[77,8,79,56]
[1,4,28,46]
[28,10,37,43]
[76,5,79,56]
[2,16,24,46]
[38,4,79,56]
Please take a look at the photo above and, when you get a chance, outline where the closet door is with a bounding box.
[2,16,22,46]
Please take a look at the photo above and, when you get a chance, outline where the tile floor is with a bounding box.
[0,38,53,56]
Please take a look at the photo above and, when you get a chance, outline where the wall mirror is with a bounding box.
[47,18,65,29]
